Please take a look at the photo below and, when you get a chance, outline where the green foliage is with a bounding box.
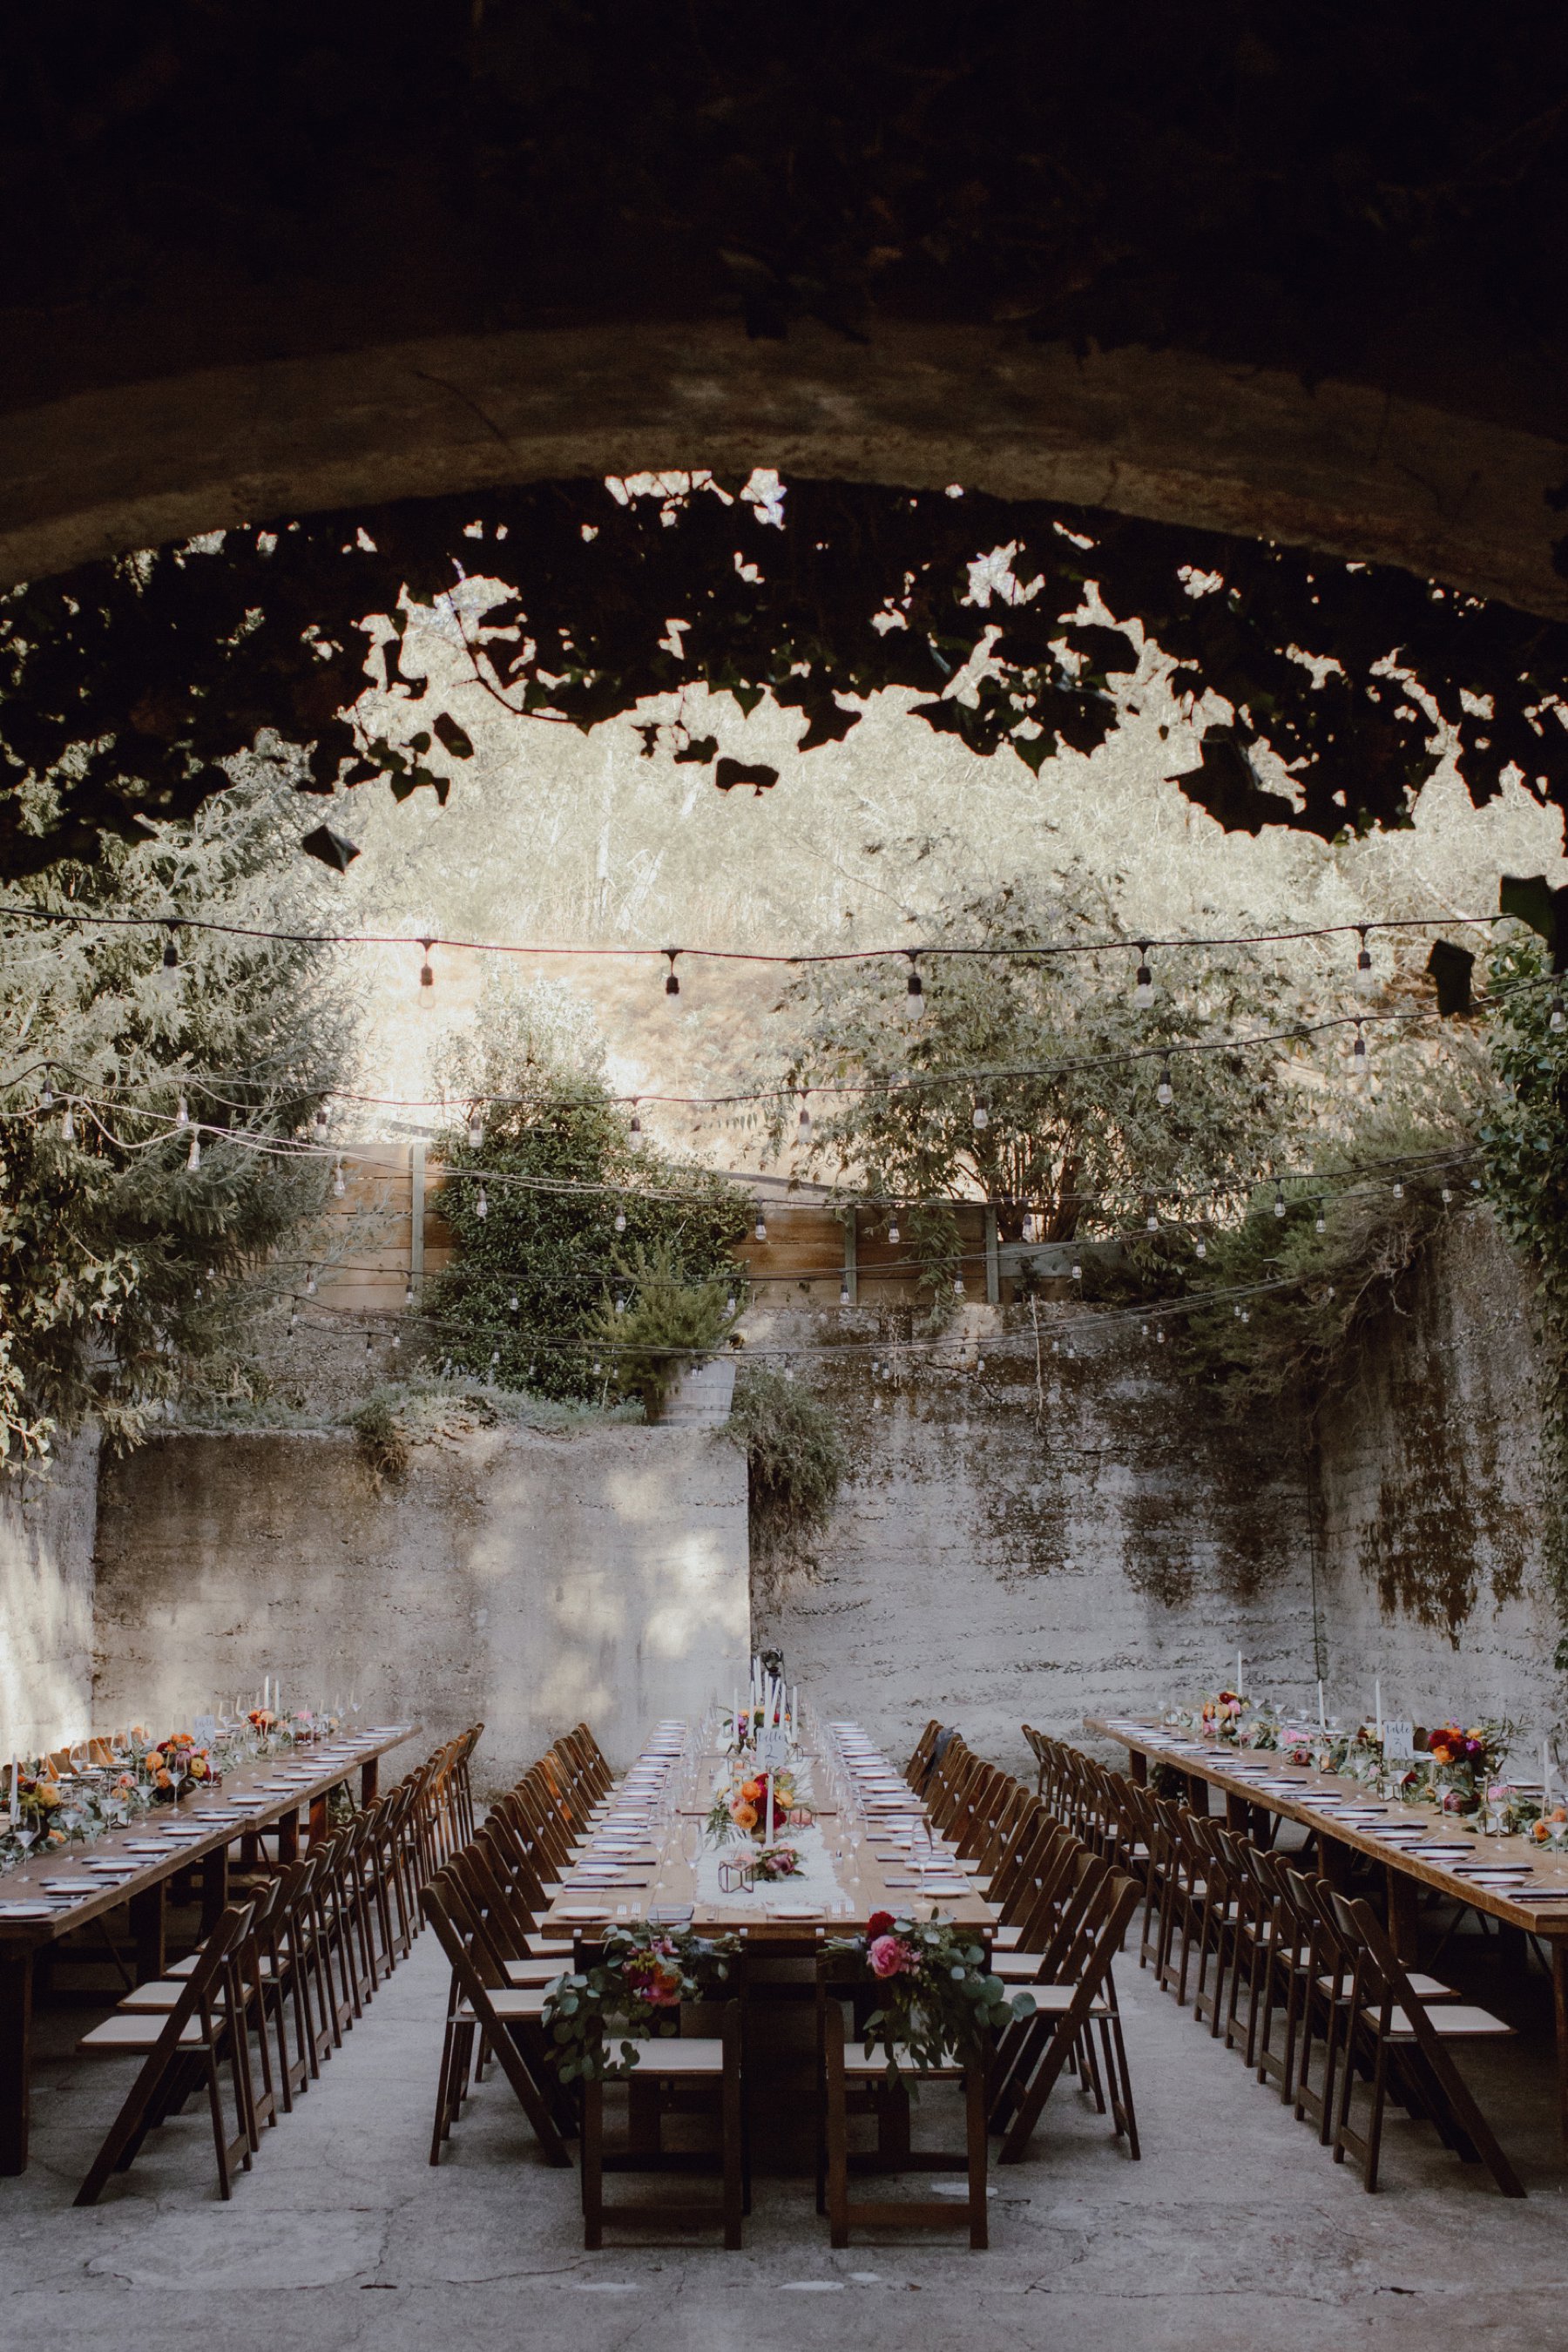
[425,978,747,1403]
[727,1365,848,1555]
[1477,932,1568,1646]
[826,1914,1033,2084]
[771,872,1289,1312]
[542,1923,740,2083]
[588,1243,738,1419]
[0,772,354,1459]
[8,476,1568,882]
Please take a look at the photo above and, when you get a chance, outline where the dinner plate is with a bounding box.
[560,1904,608,1919]
[0,1902,57,1919]
[43,1878,92,1894]
[768,1904,820,1919]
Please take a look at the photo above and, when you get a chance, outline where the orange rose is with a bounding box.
[740,1779,762,1801]
[731,1801,757,1829]
[155,1768,172,1788]
[145,1750,165,1772]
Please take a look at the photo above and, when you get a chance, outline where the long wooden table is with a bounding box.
[0,1722,415,2175]
[537,1720,994,1948]
[1088,1713,1568,2139]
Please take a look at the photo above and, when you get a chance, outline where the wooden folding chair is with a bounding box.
[992,1872,1142,2165]
[821,2002,989,2248]
[581,2005,747,2249]
[74,1903,257,2204]
[421,1876,572,2168]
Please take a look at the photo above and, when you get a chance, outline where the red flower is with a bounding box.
[867,1910,895,1940]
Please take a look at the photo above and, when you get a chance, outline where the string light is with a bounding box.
[1273,1182,1287,1219]
[468,1112,485,1149]
[509,1292,520,1313]
[754,1212,767,1242]
[475,1184,488,1220]
[1351,1020,1367,1078]
[839,1283,851,1308]
[630,1102,642,1133]
[177,1095,190,1128]
[418,939,435,989]
[1315,1205,1327,1233]
[613,1204,627,1233]
[403,1280,416,1306]
[333,1159,346,1197]
[1157,1061,1173,1106]
[1146,1207,1159,1231]
[664,950,681,999]
[1552,996,1565,1033]
[1133,944,1153,1009]
[305,1268,318,1294]
[60,1103,75,1141]
[971,1102,989,1131]
[39,1079,53,1111]
[490,1348,501,1366]
[1392,1179,1404,1200]
[1194,1237,1207,1258]
[1441,1185,1453,1203]
[186,1130,200,1171]
[1355,927,1375,997]
[953,1274,965,1295]
[798,1101,812,1139]
[1155,1323,1166,1344]
[1071,1262,1082,1281]
[903,955,925,1019]
[888,1218,901,1244]
[726,1294,737,1315]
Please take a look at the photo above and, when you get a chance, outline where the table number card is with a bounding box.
[1382,1720,1416,1761]
[758,1727,790,1767]
[193,1714,218,1747]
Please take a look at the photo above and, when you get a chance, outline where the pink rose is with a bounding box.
[868,1934,916,1980]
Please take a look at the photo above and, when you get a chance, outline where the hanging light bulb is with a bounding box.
[664,949,681,999]
[1155,1323,1166,1345]
[1051,1338,1061,1354]
[1071,1262,1082,1281]
[313,1103,328,1138]
[468,1111,485,1149]
[630,1102,643,1134]
[1355,927,1375,997]
[1240,1308,1250,1323]
[783,1365,795,1382]
[333,1159,346,1198]
[288,1308,299,1335]
[1551,995,1566,1033]
[726,1294,737,1315]
[614,1296,626,1315]
[1133,943,1154,1009]
[176,1095,190,1129]
[839,1284,850,1308]
[952,1274,965,1296]
[971,1102,989,1131]
[1392,1179,1404,1200]
[976,1356,986,1374]
[509,1293,519,1314]
[798,1100,812,1139]
[490,1349,501,1367]
[153,921,181,997]
[403,1280,416,1307]
[1194,1236,1207,1259]
[1441,1185,1453,1204]
[391,1332,401,1352]
[475,1184,488,1220]
[1233,1304,1243,1319]
[754,1212,767,1242]
[418,938,435,990]
[903,955,925,1018]
[613,1204,627,1233]
[1315,1206,1327,1234]
[1157,1061,1173,1107]
[365,1330,375,1356]
[305,1267,318,1295]
[39,1078,54,1112]
[186,1130,200,1171]
[888,1218,901,1245]
[527,1362,537,1380]
[1274,1183,1287,1219]
[61,1103,76,1142]
[1350,1020,1367,1078]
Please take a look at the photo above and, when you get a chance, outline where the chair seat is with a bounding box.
[994,1954,1047,1979]
[79,2013,211,2051]
[1406,1972,1457,2001]
[1388,2004,1512,2040]
[504,1957,565,1986]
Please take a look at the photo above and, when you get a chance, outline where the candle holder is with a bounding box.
[718,1857,757,1895]
[787,1806,814,1829]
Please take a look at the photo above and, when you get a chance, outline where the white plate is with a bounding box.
[767,1904,820,1919]
[0,1903,57,1919]
[560,1905,608,1919]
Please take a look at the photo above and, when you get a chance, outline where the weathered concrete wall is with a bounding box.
[0,1428,99,1754]
[759,1308,1321,1783]
[93,1423,749,1790]
[1315,1210,1554,1739]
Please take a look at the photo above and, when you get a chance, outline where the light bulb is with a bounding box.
[1441,1186,1453,1204]
[365,1331,374,1355]
[1157,1062,1173,1107]
[1156,1325,1166,1344]
[1551,996,1565,1033]
[614,1206,627,1233]
[404,1281,416,1307]
[186,1131,200,1171]
[888,1220,901,1245]
[630,1104,643,1133]
[391,1332,401,1351]
[726,1294,737,1315]
[1240,1308,1250,1323]
[1071,1263,1082,1281]
[1351,1022,1367,1076]
[1133,944,1153,1009]
[306,1269,317,1295]
[288,1308,299,1334]
[1233,1304,1243,1319]
[1146,1211,1159,1232]
[1355,929,1375,997]
[976,1356,986,1373]
[1274,1185,1286,1219]
[61,1105,76,1142]
[490,1349,501,1367]
[333,1160,346,1198]
[904,961,925,1018]
[510,1294,519,1313]
[664,950,680,998]
[1392,1180,1404,1200]
[1051,1338,1060,1354]
[798,1103,811,1137]
[971,1104,989,1131]
[527,1363,537,1380]
[784,1365,794,1382]
[953,1275,965,1296]
[475,1185,488,1220]
[468,1115,484,1149]
[754,1215,767,1242]
[839,1285,850,1308]
[177,1096,189,1128]
[419,939,435,990]
[39,1081,53,1111]
[314,1104,328,1135]
[1195,1238,1206,1258]
[1315,1209,1327,1234]
[615,1296,625,1315]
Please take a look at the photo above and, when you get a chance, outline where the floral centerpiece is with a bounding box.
[1423,1721,1511,1815]
[542,1922,740,2082]
[826,1910,1035,2085]
[706,1765,799,1845]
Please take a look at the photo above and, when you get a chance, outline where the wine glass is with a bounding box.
[167,1751,186,1807]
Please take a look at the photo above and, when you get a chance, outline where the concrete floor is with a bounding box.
[5,1923,1568,2352]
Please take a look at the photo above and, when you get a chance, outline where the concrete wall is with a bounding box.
[0,1428,99,1754]
[759,1308,1321,1784]
[92,1423,749,1791]
[1315,1210,1555,1738]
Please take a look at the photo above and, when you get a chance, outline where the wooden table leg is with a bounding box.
[0,1946,35,2175]
[360,1756,380,1805]
[1127,1750,1148,1788]
[129,1882,166,1984]
[1316,1834,1353,1891]
[308,1793,328,1848]
[201,1842,231,1934]
[276,1807,300,1863]
[1386,1866,1419,1962]
[1554,1941,1568,2147]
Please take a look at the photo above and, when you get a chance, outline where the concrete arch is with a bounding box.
[4,321,1565,618]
